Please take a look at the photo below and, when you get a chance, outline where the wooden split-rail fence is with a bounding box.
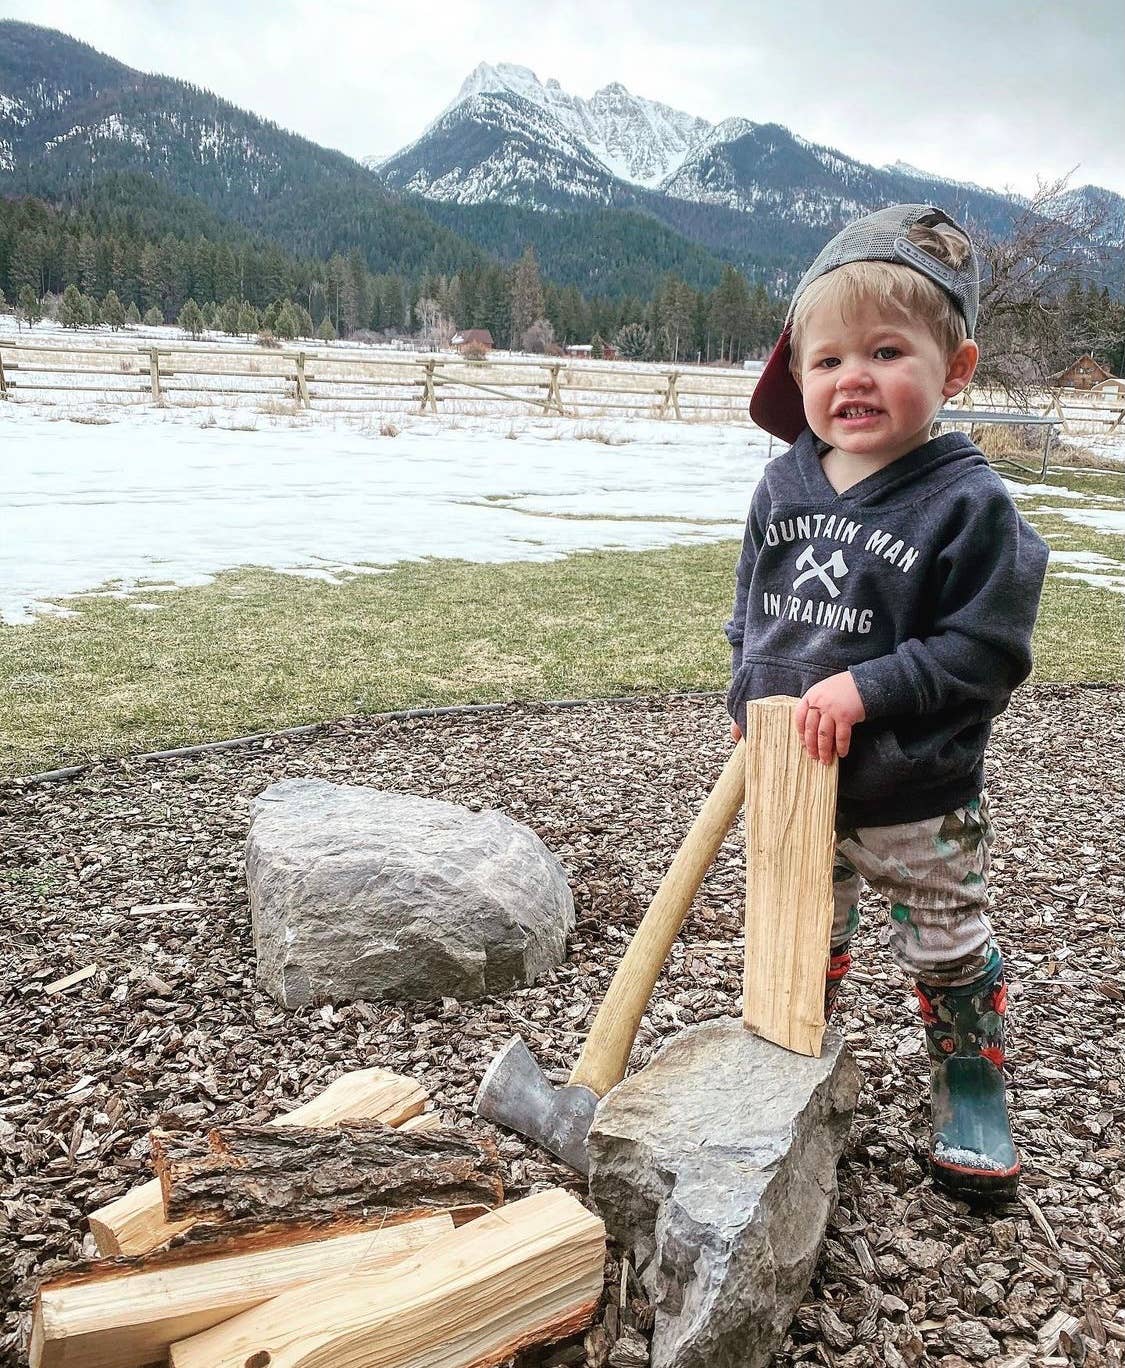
[0,338,757,421]
[1,336,1123,438]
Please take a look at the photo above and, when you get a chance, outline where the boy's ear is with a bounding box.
[943,339,979,398]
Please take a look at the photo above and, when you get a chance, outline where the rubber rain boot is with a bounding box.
[824,948,852,1021]
[914,955,1020,1200]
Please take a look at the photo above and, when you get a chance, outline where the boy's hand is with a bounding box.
[731,721,742,742]
[795,673,866,764]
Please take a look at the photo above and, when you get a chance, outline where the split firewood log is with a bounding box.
[87,1067,431,1256]
[30,1212,454,1368]
[169,1188,605,1368]
[151,1120,503,1229]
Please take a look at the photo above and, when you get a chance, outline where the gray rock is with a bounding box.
[247,778,574,1007]
[587,1018,860,1368]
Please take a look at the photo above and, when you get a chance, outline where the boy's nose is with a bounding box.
[835,362,873,391]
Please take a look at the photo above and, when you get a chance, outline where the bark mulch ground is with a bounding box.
[2,684,1122,1367]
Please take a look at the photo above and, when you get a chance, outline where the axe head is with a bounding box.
[474,1036,598,1176]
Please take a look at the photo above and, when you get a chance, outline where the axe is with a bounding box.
[475,740,746,1174]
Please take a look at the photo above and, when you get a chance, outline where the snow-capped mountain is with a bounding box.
[370,61,710,190]
[1046,185,1125,250]
[370,62,1030,238]
[377,88,625,209]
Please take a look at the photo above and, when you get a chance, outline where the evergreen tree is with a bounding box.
[143,305,165,326]
[125,300,142,326]
[219,296,241,335]
[9,230,47,297]
[510,246,544,350]
[708,266,753,363]
[59,283,87,329]
[178,298,206,338]
[274,301,300,340]
[480,266,511,348]
[237,301,261,335]
[77,234,98,295]
[380,276,407,332]
[100,289,126,330]
[140,244,164,312]
[294,304,314,338]
[590,332,605,360]
[17,285,42,328]
[614,322,650,360]
[317,315,337,341]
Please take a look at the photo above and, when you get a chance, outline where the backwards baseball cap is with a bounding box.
[749,204,980,443]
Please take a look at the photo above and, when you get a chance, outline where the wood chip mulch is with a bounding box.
[1,684,1122,1368]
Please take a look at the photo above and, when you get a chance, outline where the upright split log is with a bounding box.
[170,1188,605,1368]
[151,1120,503,1229]
[88,1067,430,1255]
[743,696,838,1056]
[30,1214,454,1368]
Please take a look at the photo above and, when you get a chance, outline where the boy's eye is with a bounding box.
[874,346,900,360]
[817,357,840,369]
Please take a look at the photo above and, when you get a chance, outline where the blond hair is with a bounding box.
[790,222,971,373]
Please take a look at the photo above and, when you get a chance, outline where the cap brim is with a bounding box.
[749,327,807,444]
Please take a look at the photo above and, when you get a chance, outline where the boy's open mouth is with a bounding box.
[835,406,882,419]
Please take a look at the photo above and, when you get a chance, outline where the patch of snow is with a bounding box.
[0,92,30,124]
[1045,506,1125,535]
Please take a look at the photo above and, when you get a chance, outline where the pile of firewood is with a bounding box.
[29,1068,606,1368]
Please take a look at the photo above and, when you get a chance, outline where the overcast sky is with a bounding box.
[4,0,1123,196]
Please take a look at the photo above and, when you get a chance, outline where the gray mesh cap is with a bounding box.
[749,204,981,443]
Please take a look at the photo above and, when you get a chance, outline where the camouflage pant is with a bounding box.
[833,794,998,988]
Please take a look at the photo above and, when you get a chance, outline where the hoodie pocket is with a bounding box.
[840,715,990,803]
[727,655,833,727]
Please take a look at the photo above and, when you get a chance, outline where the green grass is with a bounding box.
[2,495,1122,777]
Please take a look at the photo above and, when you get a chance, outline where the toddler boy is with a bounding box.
[727,204,1049,1199]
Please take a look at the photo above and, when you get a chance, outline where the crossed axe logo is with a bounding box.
[793,545,849,598]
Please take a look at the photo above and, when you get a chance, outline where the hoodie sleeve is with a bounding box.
[848,490,1049,721]
[723,480,771,676]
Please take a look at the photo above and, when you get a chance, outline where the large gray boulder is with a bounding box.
[247,778,574,1008]
[588,1018,860,1368]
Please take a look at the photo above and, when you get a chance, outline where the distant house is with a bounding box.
[451,329,493,352]
[1050,354,1116,390]
[565,342,617,361]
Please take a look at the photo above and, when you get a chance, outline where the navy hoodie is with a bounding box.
[725,430,1050,827]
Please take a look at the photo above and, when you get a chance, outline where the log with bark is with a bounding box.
[30,1213,455,1368]
[87,1067,432,1255]
[169,1188,606,1368]
[150,1119,503,1229]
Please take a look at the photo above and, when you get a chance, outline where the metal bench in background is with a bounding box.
[935,407,1062,480]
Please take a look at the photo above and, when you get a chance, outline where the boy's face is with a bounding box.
[795,298,978,463]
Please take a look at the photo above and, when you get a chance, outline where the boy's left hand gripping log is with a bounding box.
[475,741,746,1174]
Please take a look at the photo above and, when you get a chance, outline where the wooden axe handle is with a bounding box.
[567,740,746,1097]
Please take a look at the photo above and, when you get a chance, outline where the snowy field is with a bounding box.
[2,382,1123,625]
[1,406,768,623]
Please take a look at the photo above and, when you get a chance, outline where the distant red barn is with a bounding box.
[1050,354,1115,390]
[451,329,493,353]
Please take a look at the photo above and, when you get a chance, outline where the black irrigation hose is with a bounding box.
[12,691,726,787]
